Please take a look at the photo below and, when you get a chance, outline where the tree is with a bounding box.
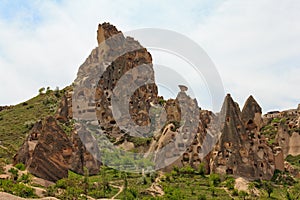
[198,163,206,177]
[262,181,273,198]
[100,166,109,197]
[54,86,60,97]
[209,173,221,187]
[38,87,45,94]
[225,177,235,190]
[46,87,51,94]
[238,190,248,200]
[83,167,89,199]
[209,174,220,197]
[248,182,256,197]
[123,172,128,200]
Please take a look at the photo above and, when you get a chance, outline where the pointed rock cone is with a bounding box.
[241,95,262,130]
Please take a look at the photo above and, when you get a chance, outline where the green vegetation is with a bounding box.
[271,169,296,186]
[0,179,36,198]
[286,154,300,169]
[47,167,152,199]
[0,166,36,198]
[15,163,26,171]
[260,124,277,141]
[158,99,166,106]
[0,88,64,164]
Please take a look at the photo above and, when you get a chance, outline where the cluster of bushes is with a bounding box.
[47,169,118,199]
[0,179,35,198]
[286,154,300,168]
[0,164,35,198]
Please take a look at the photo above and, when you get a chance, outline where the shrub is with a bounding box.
[179,165,195,175]
[38,87,45,94]
[0,179,35,198]
[262,181,273,198]
[232,189,239,196]
[19,173,30,183]
[209,173,221,187]
[198,163,206,177]
[8,168,18,181]
[15,163,25,171]
[238,190,248,200]
[225,177,235,190]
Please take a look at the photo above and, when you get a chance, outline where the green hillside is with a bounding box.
[0,88,62,164]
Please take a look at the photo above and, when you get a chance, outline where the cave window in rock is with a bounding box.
[197,146,202,153]
[226,168,233,175]
[110,120,116,125]
[261,163,264,168]
[183,153,189,161]
[226,117,230,122]
[247,119,254,125]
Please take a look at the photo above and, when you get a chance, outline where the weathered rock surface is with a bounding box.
[14,115,100,181]
[73,22,158,141]
[210,95,275,180]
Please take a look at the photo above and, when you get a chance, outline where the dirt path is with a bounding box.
[110,184,124,200]
[145,172,164,197]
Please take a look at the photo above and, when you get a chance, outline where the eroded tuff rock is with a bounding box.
[146,86,220,172]
[14,89,100,181]
[274,105,300,157]
[73,22,158,144]
[210,95,275,180]
[13,22,300,181]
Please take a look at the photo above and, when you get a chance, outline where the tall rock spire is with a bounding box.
[241,95,263,130]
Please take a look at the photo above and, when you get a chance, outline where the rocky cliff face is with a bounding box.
[210,95,275,180]
[73,22,158,144]
[14,116,100,181]
[14,115,100,181]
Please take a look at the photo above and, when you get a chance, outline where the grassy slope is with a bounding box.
[0,90,61,164]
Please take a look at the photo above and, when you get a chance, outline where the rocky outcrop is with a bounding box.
[73,22,158,141]
[211,95,275,180]
[146,86,217,171]
[241,95,263,130]
[14,115,100,181]
[14,117,72,181]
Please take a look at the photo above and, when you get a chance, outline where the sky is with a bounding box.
[0,0,299,113]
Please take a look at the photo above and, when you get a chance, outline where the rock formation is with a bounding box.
[73,22,158,143]
[13,22,300,182]
[14,88,100,181]
[210,95,275,180]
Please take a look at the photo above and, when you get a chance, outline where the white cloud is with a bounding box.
[0,0,299,113]
[191,0,300,112]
